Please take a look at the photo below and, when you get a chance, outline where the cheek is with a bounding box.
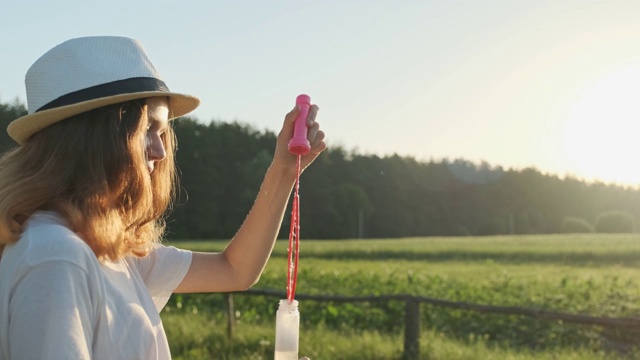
[139,134,148,160]
[144,132,151,151]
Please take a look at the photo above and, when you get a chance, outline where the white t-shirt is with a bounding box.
[0,211,192,360]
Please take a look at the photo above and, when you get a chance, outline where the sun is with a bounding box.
[561,64,640,187]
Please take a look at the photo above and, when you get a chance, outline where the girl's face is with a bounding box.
[144,97,169,173]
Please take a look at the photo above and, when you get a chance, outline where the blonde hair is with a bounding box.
[0,99,177,261]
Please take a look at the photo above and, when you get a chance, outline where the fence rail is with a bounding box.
[224,288,640,359]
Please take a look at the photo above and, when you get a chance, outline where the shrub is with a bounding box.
[477,218,507,236]
[594,211,636,233]
[561,217,594,233]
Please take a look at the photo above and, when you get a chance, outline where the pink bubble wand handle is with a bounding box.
[288,94,311,155]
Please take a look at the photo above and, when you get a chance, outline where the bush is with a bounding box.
[561,217,594,233]
[476,218,507,236]
[594,211,636,233]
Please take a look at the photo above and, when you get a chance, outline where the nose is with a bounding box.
[146,132,166,162]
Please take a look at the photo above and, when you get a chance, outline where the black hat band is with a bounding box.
[37,77,169,112]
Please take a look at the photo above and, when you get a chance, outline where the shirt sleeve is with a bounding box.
[128,244,192,311]
[8,260,100,360]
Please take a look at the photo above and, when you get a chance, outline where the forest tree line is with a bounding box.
[1,99,639,239]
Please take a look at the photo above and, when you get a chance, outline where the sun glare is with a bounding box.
[561,64,640,187]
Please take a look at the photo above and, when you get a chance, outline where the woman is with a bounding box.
[0,36,325,359]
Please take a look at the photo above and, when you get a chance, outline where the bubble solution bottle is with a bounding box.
[274,299,300,360]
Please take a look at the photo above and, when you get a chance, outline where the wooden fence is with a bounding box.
[224,289,640,359]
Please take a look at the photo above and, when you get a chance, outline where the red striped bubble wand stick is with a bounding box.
[274,94,311,360]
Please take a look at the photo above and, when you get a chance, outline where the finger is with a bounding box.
[310,130,326,154]
[306,105,319,127]
[279,105,300,139]
[307,121,320,142]
[284,105,300,127]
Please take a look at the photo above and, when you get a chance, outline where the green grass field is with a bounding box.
[162,234,640,359]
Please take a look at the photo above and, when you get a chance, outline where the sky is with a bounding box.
[2,1,640,186]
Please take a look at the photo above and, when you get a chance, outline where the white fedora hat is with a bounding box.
[8,36,200,144]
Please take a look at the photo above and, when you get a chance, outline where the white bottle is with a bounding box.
[274,299,300,360]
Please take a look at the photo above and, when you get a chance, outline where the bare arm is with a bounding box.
[175,104,326,293]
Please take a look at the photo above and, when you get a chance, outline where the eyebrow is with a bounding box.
[147,113,169,130]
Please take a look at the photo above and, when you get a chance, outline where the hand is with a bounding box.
[272,103,327,176]
[299,358,310,360]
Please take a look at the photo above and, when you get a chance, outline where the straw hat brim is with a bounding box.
[8,91,200,145]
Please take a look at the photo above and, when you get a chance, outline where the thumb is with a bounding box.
[281,105,300,136]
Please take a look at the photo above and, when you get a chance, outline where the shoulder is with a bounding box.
[3,211,98,271]
[126,243,192,276]
[125,243,192,307]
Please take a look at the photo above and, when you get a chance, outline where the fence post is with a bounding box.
[226,293,235,340]
[403,296,420,359]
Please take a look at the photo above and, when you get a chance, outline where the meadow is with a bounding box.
[162,235,640,359]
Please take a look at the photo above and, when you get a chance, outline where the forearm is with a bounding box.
[174,103,325,294]
[222,162,297,288]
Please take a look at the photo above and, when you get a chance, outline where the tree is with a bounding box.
[0,99,24,152]
[2,98,640,240]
